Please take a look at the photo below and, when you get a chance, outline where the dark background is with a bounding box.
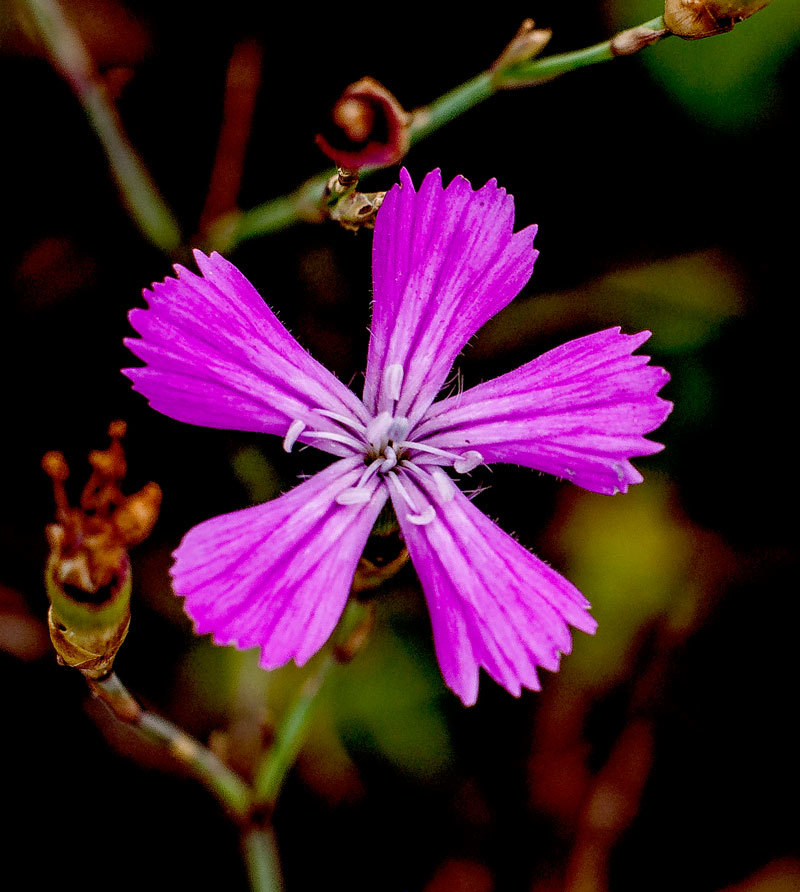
[2,1,798,889]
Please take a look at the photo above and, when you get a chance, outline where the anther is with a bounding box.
[430,467,455,502]
[387,416,410,443]
[365,412,393,450]
[407,506,436,526]
[384,364,404,402]
[283,420,306,453]
[453,450,484,474]
[336,488,373,506]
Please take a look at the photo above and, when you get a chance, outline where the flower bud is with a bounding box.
[43,421,161,678]
[315,77,410,171]
[664,0,770,39]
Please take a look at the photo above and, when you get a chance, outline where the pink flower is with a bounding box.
[124,169,672,705]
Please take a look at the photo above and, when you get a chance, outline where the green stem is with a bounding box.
[250,600,369,810]
[243,828,285,892]
[499,16,667,85]
[408,72,494,145]
[252,652,335,808]
[22,0,182,253]
[228,16,669,246]
[90,673,251,820]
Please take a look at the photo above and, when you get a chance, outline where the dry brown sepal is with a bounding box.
[664,0,770,39]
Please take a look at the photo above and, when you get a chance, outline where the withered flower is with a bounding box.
[315,77,410,171]
[664,0,770,39]
[43,421,161,678]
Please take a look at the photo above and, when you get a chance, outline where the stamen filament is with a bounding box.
[356,457,384,489]
[305,430,364,452]
[397,441,483,473]
[314,409,367,435]
[387,471,436,526]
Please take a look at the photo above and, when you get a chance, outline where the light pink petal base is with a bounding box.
[414,328,672,495]
[124,250,368,457]
[172,458,387,669]
[363,169,538,425]
[389,468,597,705]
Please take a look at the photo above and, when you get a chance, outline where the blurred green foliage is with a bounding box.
[610,0,800,129]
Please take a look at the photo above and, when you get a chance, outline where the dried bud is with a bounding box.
[316,77,410,171]
[610,23,669,56]
[664,0,770,39]
[491,18,553,86]
[43,421,161,677]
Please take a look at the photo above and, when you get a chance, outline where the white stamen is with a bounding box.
[431,467,456,502]
[384,363,404,402]
[407,506,436,526]
[453,450,484,474]
[380,446,398,472]
[336,488,373,506]
[314,409,367,435]
[387,470,437,526]
[387,416,410,443]
[365,412,393,449]
[283,419,306,452]
[401,461,455,504]
[398,441,483,474]
[386,471,417,511]
[396,440,459,462]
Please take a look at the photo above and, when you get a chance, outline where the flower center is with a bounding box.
[281,364,483,525]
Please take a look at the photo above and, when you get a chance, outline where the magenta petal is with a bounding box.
[124,250,369,456]
[363,169,538,426]
[389,468,596,705]
[414,328,672,495]
[171,457,387,669]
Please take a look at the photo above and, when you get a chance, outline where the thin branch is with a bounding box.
[21,0,182,253]
[198,37,264,239]
[242,827,285,892]
[88,672,252,820]
[251,653,336,810]
[225,16,668,247]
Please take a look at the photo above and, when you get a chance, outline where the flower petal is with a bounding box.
[363,168,538,426]
[124,250,369,457]
[171,457,387,669]
[414,328,672,495]
[389,468,596,705]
